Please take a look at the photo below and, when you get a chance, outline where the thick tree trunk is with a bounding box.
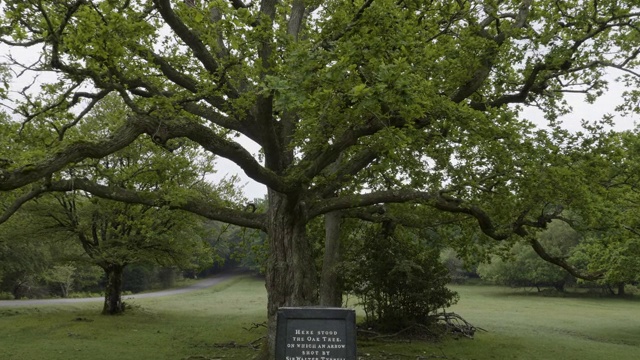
[617,282,626,296]
[320,210,343,307]
[261,190,318,360]
[102,264,125,315]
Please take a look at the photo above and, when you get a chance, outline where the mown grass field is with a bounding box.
[0,275,266,360]
[366,285,640,359]
[1,275,639,360]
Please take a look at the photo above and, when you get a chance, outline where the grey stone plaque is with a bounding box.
[276,307,356,360]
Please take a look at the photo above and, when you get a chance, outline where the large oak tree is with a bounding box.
[1,1,640,357]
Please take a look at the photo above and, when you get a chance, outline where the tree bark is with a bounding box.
[60,283,69,298]
[617,282,626,296]
[102,264,125,315]
[320,210,343,307]
[607,285,615,295]
[261,190,317,360]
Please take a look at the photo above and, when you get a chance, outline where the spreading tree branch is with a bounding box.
[529,237,602,281]
[1,178,266,230]
[0,119,145,191]
[153,0,220,76]
[0,185,49,224]
[310,188,603,280]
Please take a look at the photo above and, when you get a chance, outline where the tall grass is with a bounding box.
[1,276,639,360]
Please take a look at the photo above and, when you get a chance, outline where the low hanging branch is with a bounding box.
[312,188,605,281]
[528,237,603,281]
[0,177,267,230]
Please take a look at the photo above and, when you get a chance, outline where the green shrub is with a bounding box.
[624,284,638,295]
[343,222,458,332]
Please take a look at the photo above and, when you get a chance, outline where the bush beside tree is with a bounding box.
[343,221,458,332]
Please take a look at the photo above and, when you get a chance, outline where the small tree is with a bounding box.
[570,234,640,295]
[48,194,214,314]
[478,221,579,291]
[343,221,458,332]
[41,264,75,298]
[478,243,572,291]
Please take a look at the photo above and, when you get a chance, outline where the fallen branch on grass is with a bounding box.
[362,349,449,359]
[434,312,487,339]
[212,336,265,351]
[243,321,267,331]
[359,326,412,339]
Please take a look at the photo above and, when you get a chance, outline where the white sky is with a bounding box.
[524,69,638,133]
[210,138,267,201]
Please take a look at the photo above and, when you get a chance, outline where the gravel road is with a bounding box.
[0,271,239,308]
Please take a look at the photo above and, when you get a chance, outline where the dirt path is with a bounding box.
[0,271,240,308]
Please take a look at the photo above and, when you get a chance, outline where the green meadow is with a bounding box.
[365,285,640,359]
[1,275,639,360]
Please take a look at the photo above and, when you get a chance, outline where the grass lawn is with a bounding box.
[446,286,640,360]
[0,275,267,360]
[1,276,639,359]
[365,286,640,359]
